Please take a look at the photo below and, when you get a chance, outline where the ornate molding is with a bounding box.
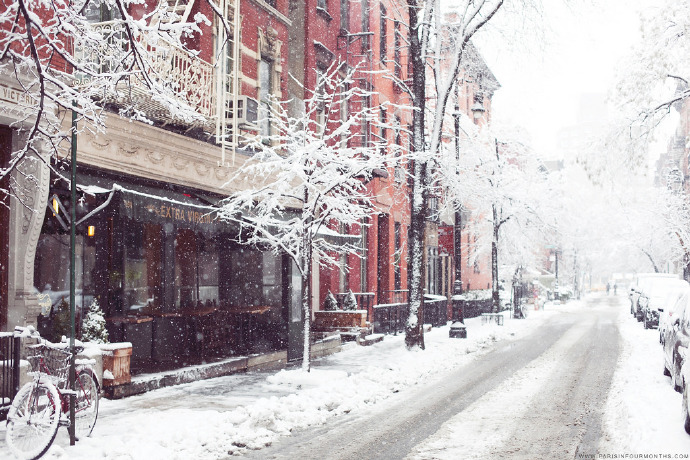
[118,145,140,158]
[172,156,190,171]
[145,150,165,165]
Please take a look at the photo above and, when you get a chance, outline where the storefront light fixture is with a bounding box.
[471,100,485,120]
[52,196,59,215]
[87,225,95,237]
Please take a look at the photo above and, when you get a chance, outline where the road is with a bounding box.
[243,296,620,460]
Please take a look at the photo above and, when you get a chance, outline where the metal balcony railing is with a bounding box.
[74,21,216,125]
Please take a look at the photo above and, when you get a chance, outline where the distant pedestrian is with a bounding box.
[613,283,617,295]
[606,282,610,295]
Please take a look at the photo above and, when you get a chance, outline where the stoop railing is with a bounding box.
[0,332,21,419]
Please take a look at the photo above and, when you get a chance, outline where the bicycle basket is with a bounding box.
[27,343,72,387]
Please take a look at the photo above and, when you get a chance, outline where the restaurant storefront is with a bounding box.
[34,166,294,372]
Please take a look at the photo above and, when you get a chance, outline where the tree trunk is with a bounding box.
[492,204,500,313]
[405,0,427,350]
[300,183,313,371]
[301,269,311,371]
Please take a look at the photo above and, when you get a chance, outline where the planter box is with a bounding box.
[101,343,132,387]
[313,310,368,330]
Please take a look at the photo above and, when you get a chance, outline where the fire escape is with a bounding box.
[337,30,374,149]
[214,0,243,165]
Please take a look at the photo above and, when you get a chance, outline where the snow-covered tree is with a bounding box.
[218,64,389,371]
[439,126,553,311]
[342,290,358,311]
[81,298,109,344]
[615,0,690,127]
[323,291,338,312]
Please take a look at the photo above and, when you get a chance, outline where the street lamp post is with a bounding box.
[450,89,485,339]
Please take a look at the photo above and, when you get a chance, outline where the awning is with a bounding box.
[71,173,234,235]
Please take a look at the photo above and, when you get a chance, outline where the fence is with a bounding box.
[372,303,407,334]
[452,298,494,321]
[0,332,21,419]
[423,298,447,328]
[380,290,409,305]
[372,296,449,334]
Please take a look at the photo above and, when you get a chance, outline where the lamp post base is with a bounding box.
[449,321,467,339]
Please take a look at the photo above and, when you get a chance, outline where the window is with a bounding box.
[339,223,349,292]
[379,4,387,64]
[394,20,401,79]
[361,0,370,49]
[340,0,349,31]
[315,67,327,135]
[124,222,163,312]
[259,57,273,138]
[340,88,349,148]
[394,116,404,182]
[362,94,372,147]
[360,218,368,292]
[379,108,387,154]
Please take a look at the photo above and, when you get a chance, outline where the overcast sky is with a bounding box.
[477,0,653,158]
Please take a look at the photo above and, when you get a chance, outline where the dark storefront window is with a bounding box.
[35,232,96,315]
[123,221,162,312]
[223,247,282,307]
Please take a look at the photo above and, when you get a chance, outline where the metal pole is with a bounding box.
[69,104,77,445]
[452,83,465,328]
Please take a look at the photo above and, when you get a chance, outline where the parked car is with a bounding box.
[660,287,690,344]
[629,273,677,318]
[681,359,690,434]
[663,289,690,393]
[680,358,690,434]
[639,278,690,329]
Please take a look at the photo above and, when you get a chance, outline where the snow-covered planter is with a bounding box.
[313,310,368,330]
[100,342,133,387]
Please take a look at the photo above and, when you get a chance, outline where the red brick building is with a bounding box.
[291,1,413,312]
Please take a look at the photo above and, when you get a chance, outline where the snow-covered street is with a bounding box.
[2,293,689,459]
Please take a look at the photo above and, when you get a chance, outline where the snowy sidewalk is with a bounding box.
[0,302,565,459]
[599,297,690,455]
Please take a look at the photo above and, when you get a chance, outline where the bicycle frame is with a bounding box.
[34,353,97,418]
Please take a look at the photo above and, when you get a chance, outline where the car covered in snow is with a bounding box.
[632,273,685,327]
[664,289,690,393]
[629,274,678,318]
[680,358,690,435]
[639,278,689,329]
[660,287,690,345]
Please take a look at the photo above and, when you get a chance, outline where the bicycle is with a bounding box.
[5,327,99,460]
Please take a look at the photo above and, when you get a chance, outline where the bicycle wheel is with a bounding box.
[6,380,61,460]
[74,369,99,439]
